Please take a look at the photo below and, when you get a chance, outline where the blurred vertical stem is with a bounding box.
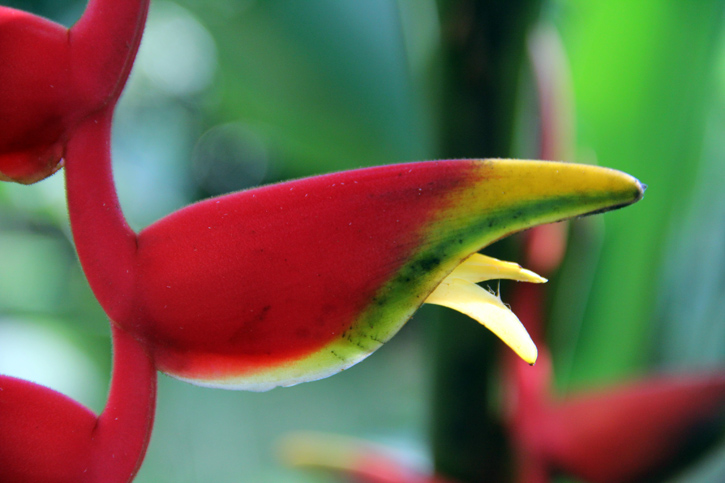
[431,0,541,481]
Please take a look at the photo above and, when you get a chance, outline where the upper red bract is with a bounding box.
[136,161,475,378]
[0,8,76,182]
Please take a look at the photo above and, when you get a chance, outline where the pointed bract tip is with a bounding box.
[638,181,648,195]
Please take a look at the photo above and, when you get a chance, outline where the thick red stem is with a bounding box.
[70,0,150,108]
[65,109,138,323]
[0,325,156,482]
[90,325,157,482]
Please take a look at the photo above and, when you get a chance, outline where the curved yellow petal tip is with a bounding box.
[425,253,545,364]
[425,277,538,364]
[449,253,547,284]
[278,432,363,472]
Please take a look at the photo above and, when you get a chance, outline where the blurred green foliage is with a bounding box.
[2,0,725,481]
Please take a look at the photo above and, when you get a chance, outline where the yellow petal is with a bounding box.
[279,432,360,472]
[425,277,538,364]
[448,253,547,284]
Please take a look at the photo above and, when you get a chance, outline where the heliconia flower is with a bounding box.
[132,160,642,391]
[280,432,457,483]
[507,351,725,483]
[504,275,725,483]
[0,325,157,483]
[63,109,644,392]
[544,372,725,482]
[1,1,650,481]
[0,0,149,183]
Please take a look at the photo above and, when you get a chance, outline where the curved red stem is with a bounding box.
[65,109,138,323]
[91,325,157,482]
[0,325,156,482]
[71,0,150,108]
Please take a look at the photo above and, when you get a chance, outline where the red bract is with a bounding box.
[544,371,725,482]
[507,350,725,483]
[506,225,725,483]
[0,326,156,482]
[0,0,148,183]
[64,103,643,390]
[505,262,725,483]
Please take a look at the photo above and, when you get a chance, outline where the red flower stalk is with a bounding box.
[0,0,149,183]
[1,1,154,481]
[503,23,724,483]
[503,126,724,483]
[506,349,725,483]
